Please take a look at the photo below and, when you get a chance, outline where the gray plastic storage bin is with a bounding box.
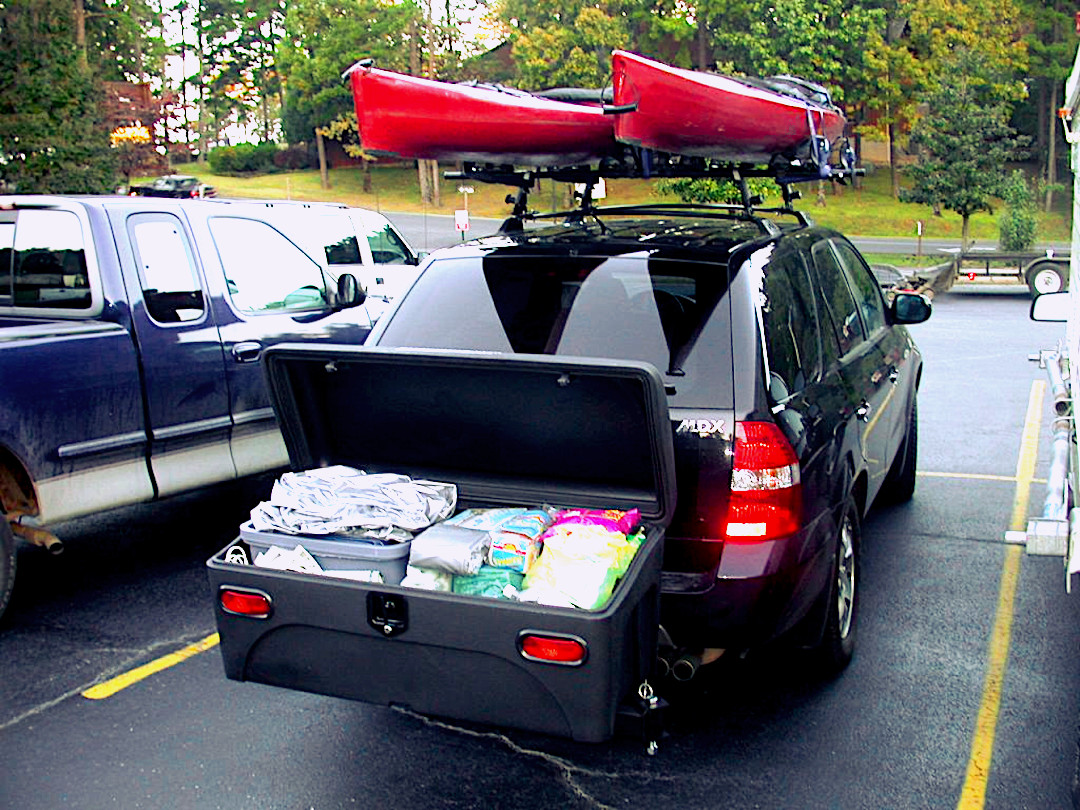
[208,346,675,743]
[239,521,411,584]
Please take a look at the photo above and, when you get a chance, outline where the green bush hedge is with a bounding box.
[207,142,280,174]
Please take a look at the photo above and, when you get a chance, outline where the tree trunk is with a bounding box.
[72,0,87,72]
[961,214,971,249]
[316,129,330,190]
[696,16,708,71]
[418,160,432,205]
[887,121,900,199]
[1046,78,1058,212]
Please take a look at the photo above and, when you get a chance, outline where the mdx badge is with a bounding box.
[676,418,726,437]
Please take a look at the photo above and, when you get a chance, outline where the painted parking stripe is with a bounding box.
[81,633,220,700]
[956,379,1044,809]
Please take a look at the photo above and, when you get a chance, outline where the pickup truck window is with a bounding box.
[209,216,328,313]
[129,214,205,323]
[364,220,412,264]
[0,209,91,310]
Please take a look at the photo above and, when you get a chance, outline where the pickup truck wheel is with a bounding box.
[811,499,860,676]
[1027,262,1066,296]
[0,518,15,622]
[880,398,918,504]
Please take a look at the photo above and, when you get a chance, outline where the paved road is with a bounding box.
[2,284,1079,809]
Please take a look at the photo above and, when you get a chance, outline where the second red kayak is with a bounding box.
[347,63,618,166]
[611,50,846,163]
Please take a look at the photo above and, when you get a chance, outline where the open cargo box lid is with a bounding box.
[261,344,676,524]
[211,345,677,743]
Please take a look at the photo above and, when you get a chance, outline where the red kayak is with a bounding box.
[611,50,846,163]
[347,63,618,166]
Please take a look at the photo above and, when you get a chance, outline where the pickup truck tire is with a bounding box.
[879,398,918,504]
[0,518,15,622]
[1026,262,1067,296]
[810,497,860,676]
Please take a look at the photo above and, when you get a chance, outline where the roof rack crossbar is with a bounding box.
[445,141,862,229]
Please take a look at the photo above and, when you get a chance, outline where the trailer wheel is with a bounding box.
[0,518,15,623]
[1026,262,1067,296]
[809,497,860,676]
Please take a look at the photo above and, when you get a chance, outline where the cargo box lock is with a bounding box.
[367,592,408,637]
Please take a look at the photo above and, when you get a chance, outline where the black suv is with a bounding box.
[367,206,930,675]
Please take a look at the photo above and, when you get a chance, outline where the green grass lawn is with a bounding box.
[164,161,1071,250]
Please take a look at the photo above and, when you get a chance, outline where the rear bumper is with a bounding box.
[659,535,830,649]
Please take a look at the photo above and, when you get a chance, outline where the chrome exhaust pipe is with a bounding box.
[12,521,64,554]
[672,652,702,682]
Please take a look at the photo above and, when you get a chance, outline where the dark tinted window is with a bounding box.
[0,216,12,307]
[811,240,863,356]
[763,250,820,399]
[8,209,90,309]
[833,239,886,334]
[378,252,735,407]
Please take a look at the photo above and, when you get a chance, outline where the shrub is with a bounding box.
[273,144,315,170]
[656,176,779,205]
[998,170,1037,251]
[208,142,280,174]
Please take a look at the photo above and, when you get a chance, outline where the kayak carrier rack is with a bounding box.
[445,144,861,229]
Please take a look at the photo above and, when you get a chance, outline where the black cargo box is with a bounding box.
[207,345,676,742]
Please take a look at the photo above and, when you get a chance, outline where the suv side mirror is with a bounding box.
[1030,290,1069,322]
[335,273,366,310]
[891,291,931,325]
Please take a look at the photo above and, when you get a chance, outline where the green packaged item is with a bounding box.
[451,565,525,600]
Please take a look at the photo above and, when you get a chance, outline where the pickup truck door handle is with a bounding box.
[888,365,900,384]
[856,401,872,422]
[232,341,263,363]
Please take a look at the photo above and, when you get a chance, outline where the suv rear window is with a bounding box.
[378,251,735,407]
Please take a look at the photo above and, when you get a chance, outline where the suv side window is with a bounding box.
[832,239,886,335]
[811,240,864,356]
[763,250,821,399]
[209,217,328,313]
[129,214,205,324]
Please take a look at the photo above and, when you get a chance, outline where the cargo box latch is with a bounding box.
[367,592,408,637]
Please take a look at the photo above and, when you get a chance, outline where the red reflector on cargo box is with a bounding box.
[220,588,272,618]
[519,633,587,666]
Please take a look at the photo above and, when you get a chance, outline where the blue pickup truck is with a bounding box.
[0,194,375,620]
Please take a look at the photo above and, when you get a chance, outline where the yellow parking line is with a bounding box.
[82,633,220,700]
[956,379,1044,809]
[919,471,1046,484]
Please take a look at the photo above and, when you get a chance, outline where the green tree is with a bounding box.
[866,0,1028,198]
[498,1,631,89]
[901,51,1027,247]
[277,0,421,144]
[0,0,118,193]
[1017,0,1077,210]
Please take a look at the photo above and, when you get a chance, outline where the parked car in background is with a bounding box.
[367,207,932,676]
[128,174,217,199]
[254,201,422,319]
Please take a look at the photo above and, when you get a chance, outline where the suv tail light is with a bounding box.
[724,421,802,542]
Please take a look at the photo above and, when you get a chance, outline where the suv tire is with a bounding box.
[0,518,15,622]
[811,498,860,676]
